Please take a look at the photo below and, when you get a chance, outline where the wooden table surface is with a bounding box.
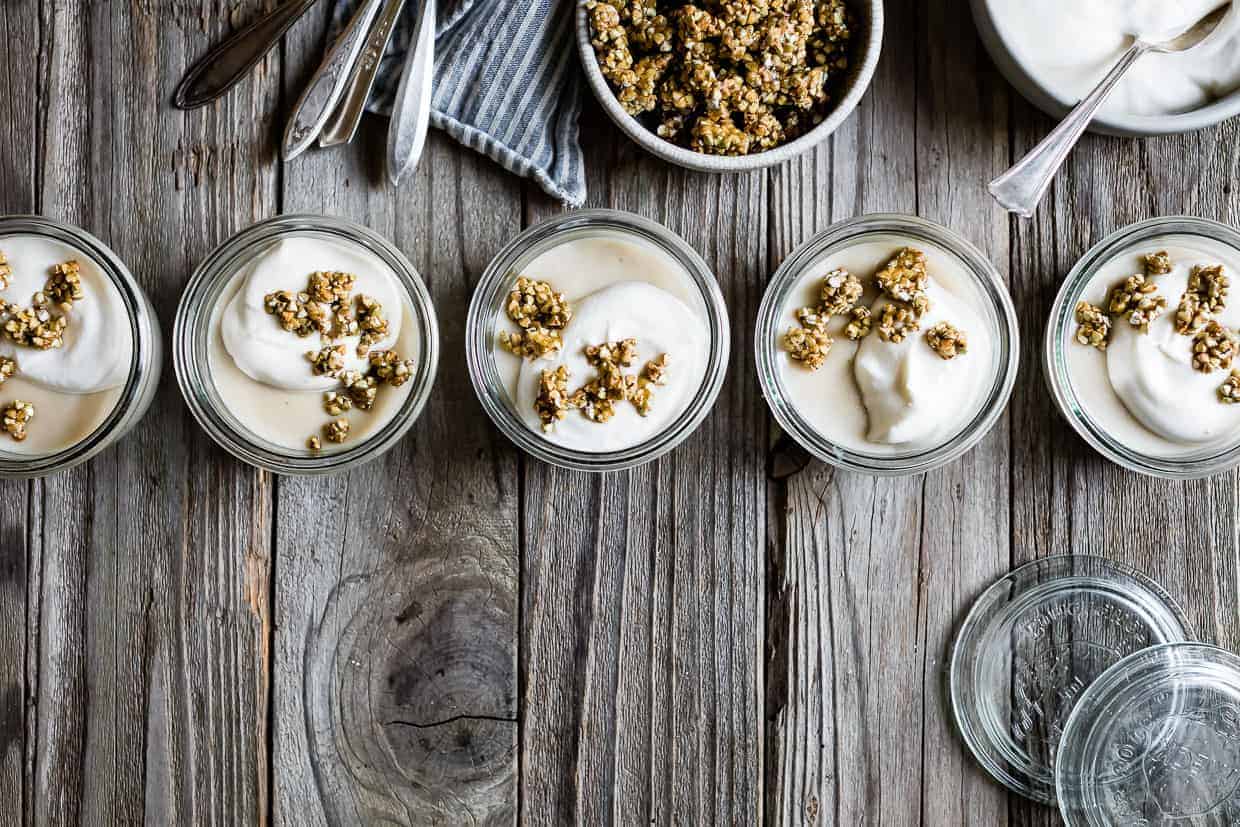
[1,1,1238,825]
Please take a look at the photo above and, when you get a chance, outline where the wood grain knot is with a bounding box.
[305,538,516,822]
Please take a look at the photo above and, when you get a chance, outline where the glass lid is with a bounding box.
[949,555,1193,803]
[1057,643,1240,826]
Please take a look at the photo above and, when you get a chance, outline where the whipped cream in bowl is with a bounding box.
[175,216,439,475]
[1047,216,1240,478]
[756,215,1019,475]
[975,0,1240,134]
[467,210,729,472]
[0,217,161,478]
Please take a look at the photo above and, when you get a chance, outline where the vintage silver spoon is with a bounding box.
[319,0,407,147]
[174,0,322,110]
[282,0,386,160]
[989,3,1233,218]
[386,0,436,185]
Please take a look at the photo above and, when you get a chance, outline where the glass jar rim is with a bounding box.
[465,209,731,472]
[1044,215,1240,479]
[0,215,155,478]
[173,214,440,476]
[754,213,1020,476]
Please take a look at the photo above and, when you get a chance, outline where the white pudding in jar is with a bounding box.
[0,235,132,456]
[1064,236,1240,457]
[988,0,1240,118]
[492,234,710,453]
[207,235,419,453]
[774,238,996,454]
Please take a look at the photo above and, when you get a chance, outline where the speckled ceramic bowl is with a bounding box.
[575,0,884,172]
[970,0,1240,137]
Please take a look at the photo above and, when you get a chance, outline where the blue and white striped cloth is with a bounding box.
[331,0,586,205]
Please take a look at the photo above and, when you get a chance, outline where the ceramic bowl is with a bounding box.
[574,0,884,172]
[969,0,1240,137]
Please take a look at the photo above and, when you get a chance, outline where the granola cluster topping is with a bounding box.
[1075,250,1240,408]
[44,261,84,309]
[2,400,33,442]
[875,248,928,303]
[1144,250,1173,276]
[586,0,855,156]
[263,270,383,352]
[925,321,968,360]
[531,339,672,431]
[782,325,832,369]
[876,295,929,344]
[0,356,14,386]
[1108,274,1167,330]
[781,246,972,365]
[1219,370,1240,404]
[0,253,10,292]
[1074,301,1112,350]
[499,276,573,359]
[818,268,863,315]
[843,305,872,340]
[260,269,416,449]
[1192,320,1238,374]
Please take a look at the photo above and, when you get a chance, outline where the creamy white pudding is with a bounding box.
[774,238,995,454]
[988,0,1240,117]
[207,236,419,452]
[0,234,132,456]
[1065,236,1240,457]
[492,234,710,453]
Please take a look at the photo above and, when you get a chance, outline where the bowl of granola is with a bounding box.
[577,0,883,171]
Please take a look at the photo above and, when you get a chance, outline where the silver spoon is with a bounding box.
[386,0,436,185]
[989,3,1233,218]
[282,0,386,160]
[320,0,407,147]
[174,0,322,110]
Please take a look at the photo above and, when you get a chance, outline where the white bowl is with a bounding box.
[970,0,1240,137]
[575,0,884,172]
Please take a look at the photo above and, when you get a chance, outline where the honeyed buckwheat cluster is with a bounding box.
[532,338,673,431]
[585,0,856,156]
[1072,250,1240,404]
[0,256,91,442]
[261,270,415,450]
[497,276,673,434]
[499,276,573,359]
[782,246,971,367]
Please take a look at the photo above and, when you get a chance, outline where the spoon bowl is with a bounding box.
[1152,4,1231,52]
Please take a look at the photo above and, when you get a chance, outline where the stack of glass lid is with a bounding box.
[951,555,1240,824]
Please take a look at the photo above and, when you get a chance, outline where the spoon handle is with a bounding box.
[174,0,321,110]
[282,0,386,160]
[320,0,407,147]
[989,41,1150,218]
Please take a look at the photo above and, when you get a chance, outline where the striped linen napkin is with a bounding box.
[331,0,586,205]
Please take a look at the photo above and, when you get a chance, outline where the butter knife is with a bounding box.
[282,0,385,160]
[320,0,407,147]
[386,0,436,185]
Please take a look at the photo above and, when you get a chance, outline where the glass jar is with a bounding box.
[755,214,1020,475]
[465,209,730,472]
[0,216,162,479]
[1045,216,1240,479]
[174,215,439,475]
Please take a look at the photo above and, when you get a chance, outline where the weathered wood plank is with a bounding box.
[0,2,42,823]
[518,115,767,824]
[765,0,1014,822]
[1007,104,1240,827]
[26,1,278,823]
[273,10,523,823]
